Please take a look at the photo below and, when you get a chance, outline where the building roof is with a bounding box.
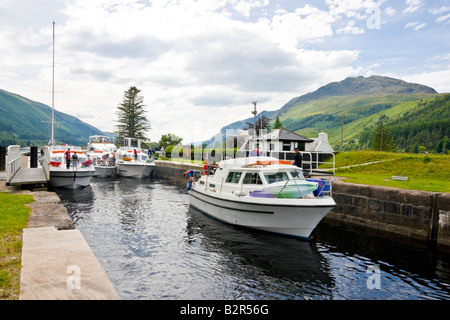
[264,128,314,142]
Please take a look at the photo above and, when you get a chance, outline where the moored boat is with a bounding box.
[116,137,155,178]
[188,156,336,239]
[47,145,95,189]
[86,135,117,177]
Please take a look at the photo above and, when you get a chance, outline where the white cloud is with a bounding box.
[403,69,450,94]
[269,5,335,48]
[336,20,365,35]
[436,13,450,24]
[405,21,426,30]
[404,0,424,14]
[429,6,450,15]
[384,7,396,17]
[326,0,386,19]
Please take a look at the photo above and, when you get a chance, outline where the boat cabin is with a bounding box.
[197,157,319,197]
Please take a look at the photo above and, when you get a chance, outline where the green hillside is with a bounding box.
[272,76,443,151]
[0,89,105,147]
[215,75,443,153]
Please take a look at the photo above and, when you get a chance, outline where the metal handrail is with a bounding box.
[6,145,21,183]
[42,147,50,181]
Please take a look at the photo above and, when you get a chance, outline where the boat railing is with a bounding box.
[240,150,335,176]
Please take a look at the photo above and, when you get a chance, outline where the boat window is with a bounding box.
[264,172,289,184]
[226,171,242,183]
[243,173,263,185]
[290,170,305,179]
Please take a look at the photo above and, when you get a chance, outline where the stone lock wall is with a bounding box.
[438,193,450,247]
[327,180,450,247]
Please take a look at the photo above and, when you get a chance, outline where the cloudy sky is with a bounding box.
[1,0,449,144]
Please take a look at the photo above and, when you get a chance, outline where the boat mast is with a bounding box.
[251,101,257,148]
[50,21,56,146]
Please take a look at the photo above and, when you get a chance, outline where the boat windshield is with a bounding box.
[289,169,305,180]
[263,172,289,184]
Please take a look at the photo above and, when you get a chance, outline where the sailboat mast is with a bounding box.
[50,21,55,146]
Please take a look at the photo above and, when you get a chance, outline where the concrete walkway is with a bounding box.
[20,227,120,300]
[1,171,120,300]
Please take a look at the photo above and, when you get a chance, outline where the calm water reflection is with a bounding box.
[54,177,450,300]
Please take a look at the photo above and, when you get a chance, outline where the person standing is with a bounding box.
[65,148,71,169]
[292,148,302,168]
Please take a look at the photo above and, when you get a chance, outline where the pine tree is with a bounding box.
[272,116,283,129]
[116,86,151,140]
[371,120,396,151]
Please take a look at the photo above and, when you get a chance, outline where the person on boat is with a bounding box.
[134,149,138,160]
[65,148,71,169]
[72,152,79,169]
[184,169,197,191]
[292,148,302,168]
[250,144,260,157]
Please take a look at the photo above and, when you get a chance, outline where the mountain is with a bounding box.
[216,75,445,152]
[279,75,437,111]
[0,89,106,146]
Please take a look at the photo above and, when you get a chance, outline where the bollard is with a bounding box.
[30,146,38,168]
[0,146,6,171]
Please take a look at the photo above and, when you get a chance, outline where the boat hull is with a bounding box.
[49,168,95,189]
[116,162,154,178]
[93,166,116,178]
[188,187,335,239]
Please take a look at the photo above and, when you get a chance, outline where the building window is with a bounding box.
[283,142,291,151]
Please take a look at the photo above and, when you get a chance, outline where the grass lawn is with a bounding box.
[0,192,33,300]
[333,151,450,193]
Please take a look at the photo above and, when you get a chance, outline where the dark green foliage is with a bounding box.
[115,86,151,140]
[272,116,283,129]
[388,94,450,153]
[371,120,396,152]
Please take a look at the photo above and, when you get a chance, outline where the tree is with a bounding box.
[158,133,183,148]
[272,116,283,129]
[116,86,151,140]
[245,115,272,136]
[371,117,396,151]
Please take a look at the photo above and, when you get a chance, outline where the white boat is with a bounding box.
[188,156,336,239]
[47,145,95,189]
[86,135,117,177]
[116,137,155,178]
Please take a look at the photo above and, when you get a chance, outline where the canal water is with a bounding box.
[54,177,450,300]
